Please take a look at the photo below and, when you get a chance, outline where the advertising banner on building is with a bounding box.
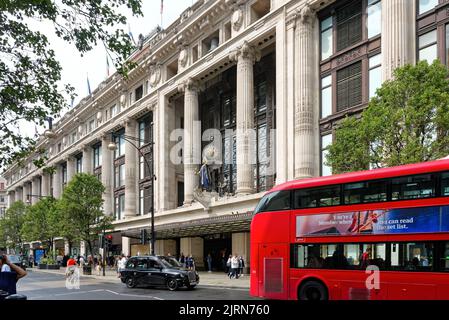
[296,205,449,237]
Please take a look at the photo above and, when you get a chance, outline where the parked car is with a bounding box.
[120,255,199,291]
[7,255,27,270]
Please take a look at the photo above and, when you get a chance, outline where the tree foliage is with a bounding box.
[21,197,62,250]
[0,0,142,167]
[60,173,110,256]
[0,200,26,251]
[326,60,449,174]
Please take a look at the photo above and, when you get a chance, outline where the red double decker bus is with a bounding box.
[250,159,449,300]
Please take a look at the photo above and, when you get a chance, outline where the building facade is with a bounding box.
[2,0,444,269]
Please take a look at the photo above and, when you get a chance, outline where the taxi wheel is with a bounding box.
[167,278,179,291]
[126,277,136,288]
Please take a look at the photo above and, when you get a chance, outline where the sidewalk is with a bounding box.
[29,267,250,289]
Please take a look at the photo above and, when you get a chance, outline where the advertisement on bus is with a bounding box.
[296,205,449,237]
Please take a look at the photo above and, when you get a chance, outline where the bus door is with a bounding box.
[259,243,289,299]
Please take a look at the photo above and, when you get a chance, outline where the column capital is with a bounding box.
[297,4,315,25]
[178,77,200,93]
[229,41,261,64]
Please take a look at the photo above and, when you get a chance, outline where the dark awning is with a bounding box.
[121,211,254,240]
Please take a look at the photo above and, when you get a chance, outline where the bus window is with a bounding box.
[253,191,291,214]
[344,180,387,204]
[389,242,433,271]
[442,172,449,196]
[294,185,340,208]
[391,174,435,201]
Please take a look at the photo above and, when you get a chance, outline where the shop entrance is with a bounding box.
[203,233,232,272]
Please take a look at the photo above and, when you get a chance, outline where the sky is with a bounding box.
[28,0,194,135]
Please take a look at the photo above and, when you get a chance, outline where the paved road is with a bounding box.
[17,271,257,300]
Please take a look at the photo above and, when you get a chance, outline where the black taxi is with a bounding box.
[120,255,199,291]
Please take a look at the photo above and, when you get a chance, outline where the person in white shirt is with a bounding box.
[230,254,240,279]
[117,254,127,278]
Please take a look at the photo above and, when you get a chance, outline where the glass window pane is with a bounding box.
[321,87,332,118]
[294,185,340,208]
[419,30,437,48]
[419,45,438,64]
[367,1,381,38]
[442,172,449,196]
[322,134,332,149]
[391,174,436,200]
[322,75,332,87]
[369,54,382,68]
[419,0,438,15]
[321,28,333,60]
[369,66,382,99]
[321,16,333,30]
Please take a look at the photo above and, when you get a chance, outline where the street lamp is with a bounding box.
[107,123,156,255]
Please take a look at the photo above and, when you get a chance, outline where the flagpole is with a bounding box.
[160,0,163,27]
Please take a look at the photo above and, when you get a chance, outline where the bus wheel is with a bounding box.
[298,281,328,301]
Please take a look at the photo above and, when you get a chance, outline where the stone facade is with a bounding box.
[1,0,431,269]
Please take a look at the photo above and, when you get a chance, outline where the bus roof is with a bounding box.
[270,158,449,193]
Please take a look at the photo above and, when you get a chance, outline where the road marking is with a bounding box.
[105,289,164,300]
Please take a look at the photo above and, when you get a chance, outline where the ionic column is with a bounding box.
[41,173,49,197]
[52,164,62,199]
[294,5,317,179]
[15,187,22,204]
[31,177,39,204]
[66,157,76,182]
[82,145,93,174]
[22,182,29,204]
[124,118,138,218]
[8,191,15,206]
[178,78,201,205]
[101,136,113,216]
[230,41,260,195]
[382,0,416,80]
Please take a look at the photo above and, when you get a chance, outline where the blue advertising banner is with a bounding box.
[296,205,449,237]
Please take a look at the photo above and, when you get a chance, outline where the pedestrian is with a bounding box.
[0,254,27,296]
[226,254,232,277]
[231,254,239,279]
[117,254,127,278]
[180,253,185,268]
[206,253,212,272]
[238,256,245,277]
[79,255,85,267]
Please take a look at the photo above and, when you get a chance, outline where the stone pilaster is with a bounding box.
[66,157,76,182]
[8,191,15,206]
[41,173,49,197]
[124,119,138,218]
[52,165,62,199]
[178,78,201,205]
[382,0,415,80]
[31,177,39,204]
[229,41,261,195]
[82,145,93,174]
[15,187,23,204]
[22,182,29,204]
[294,5,317,179]
[101,136,113,216]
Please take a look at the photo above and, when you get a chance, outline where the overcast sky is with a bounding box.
[30,0,194,135]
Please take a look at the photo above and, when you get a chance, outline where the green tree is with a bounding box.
[326,60,449,174]
[21,197,62,252]
[60,173,111,257]
[0,201,26,252]
[0,0,142,168]
[55,199,80,255]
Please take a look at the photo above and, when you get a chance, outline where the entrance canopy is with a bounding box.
[121,211,253,240]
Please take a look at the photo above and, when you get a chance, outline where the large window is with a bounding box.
[344,180,387,204]
[292,241,437,272]
[135,85,144,101]
[337,61,362,112]
[115,164,125,189]
[138,116,152,147]
[321,75,332,118]
[418,30,438,63]
[321,17,333,60]
[391,174,435,200]
[367,0,381,38]
[336,1,363,52]
[369,54,382,99]
[294,185,341,208]
[114,194,125,220]
[114,131,125,158]
[254,191,291,214]
[93,145,102,168]
[321,134,332,177]
[76,155,83,173]
[419,0,438,15]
